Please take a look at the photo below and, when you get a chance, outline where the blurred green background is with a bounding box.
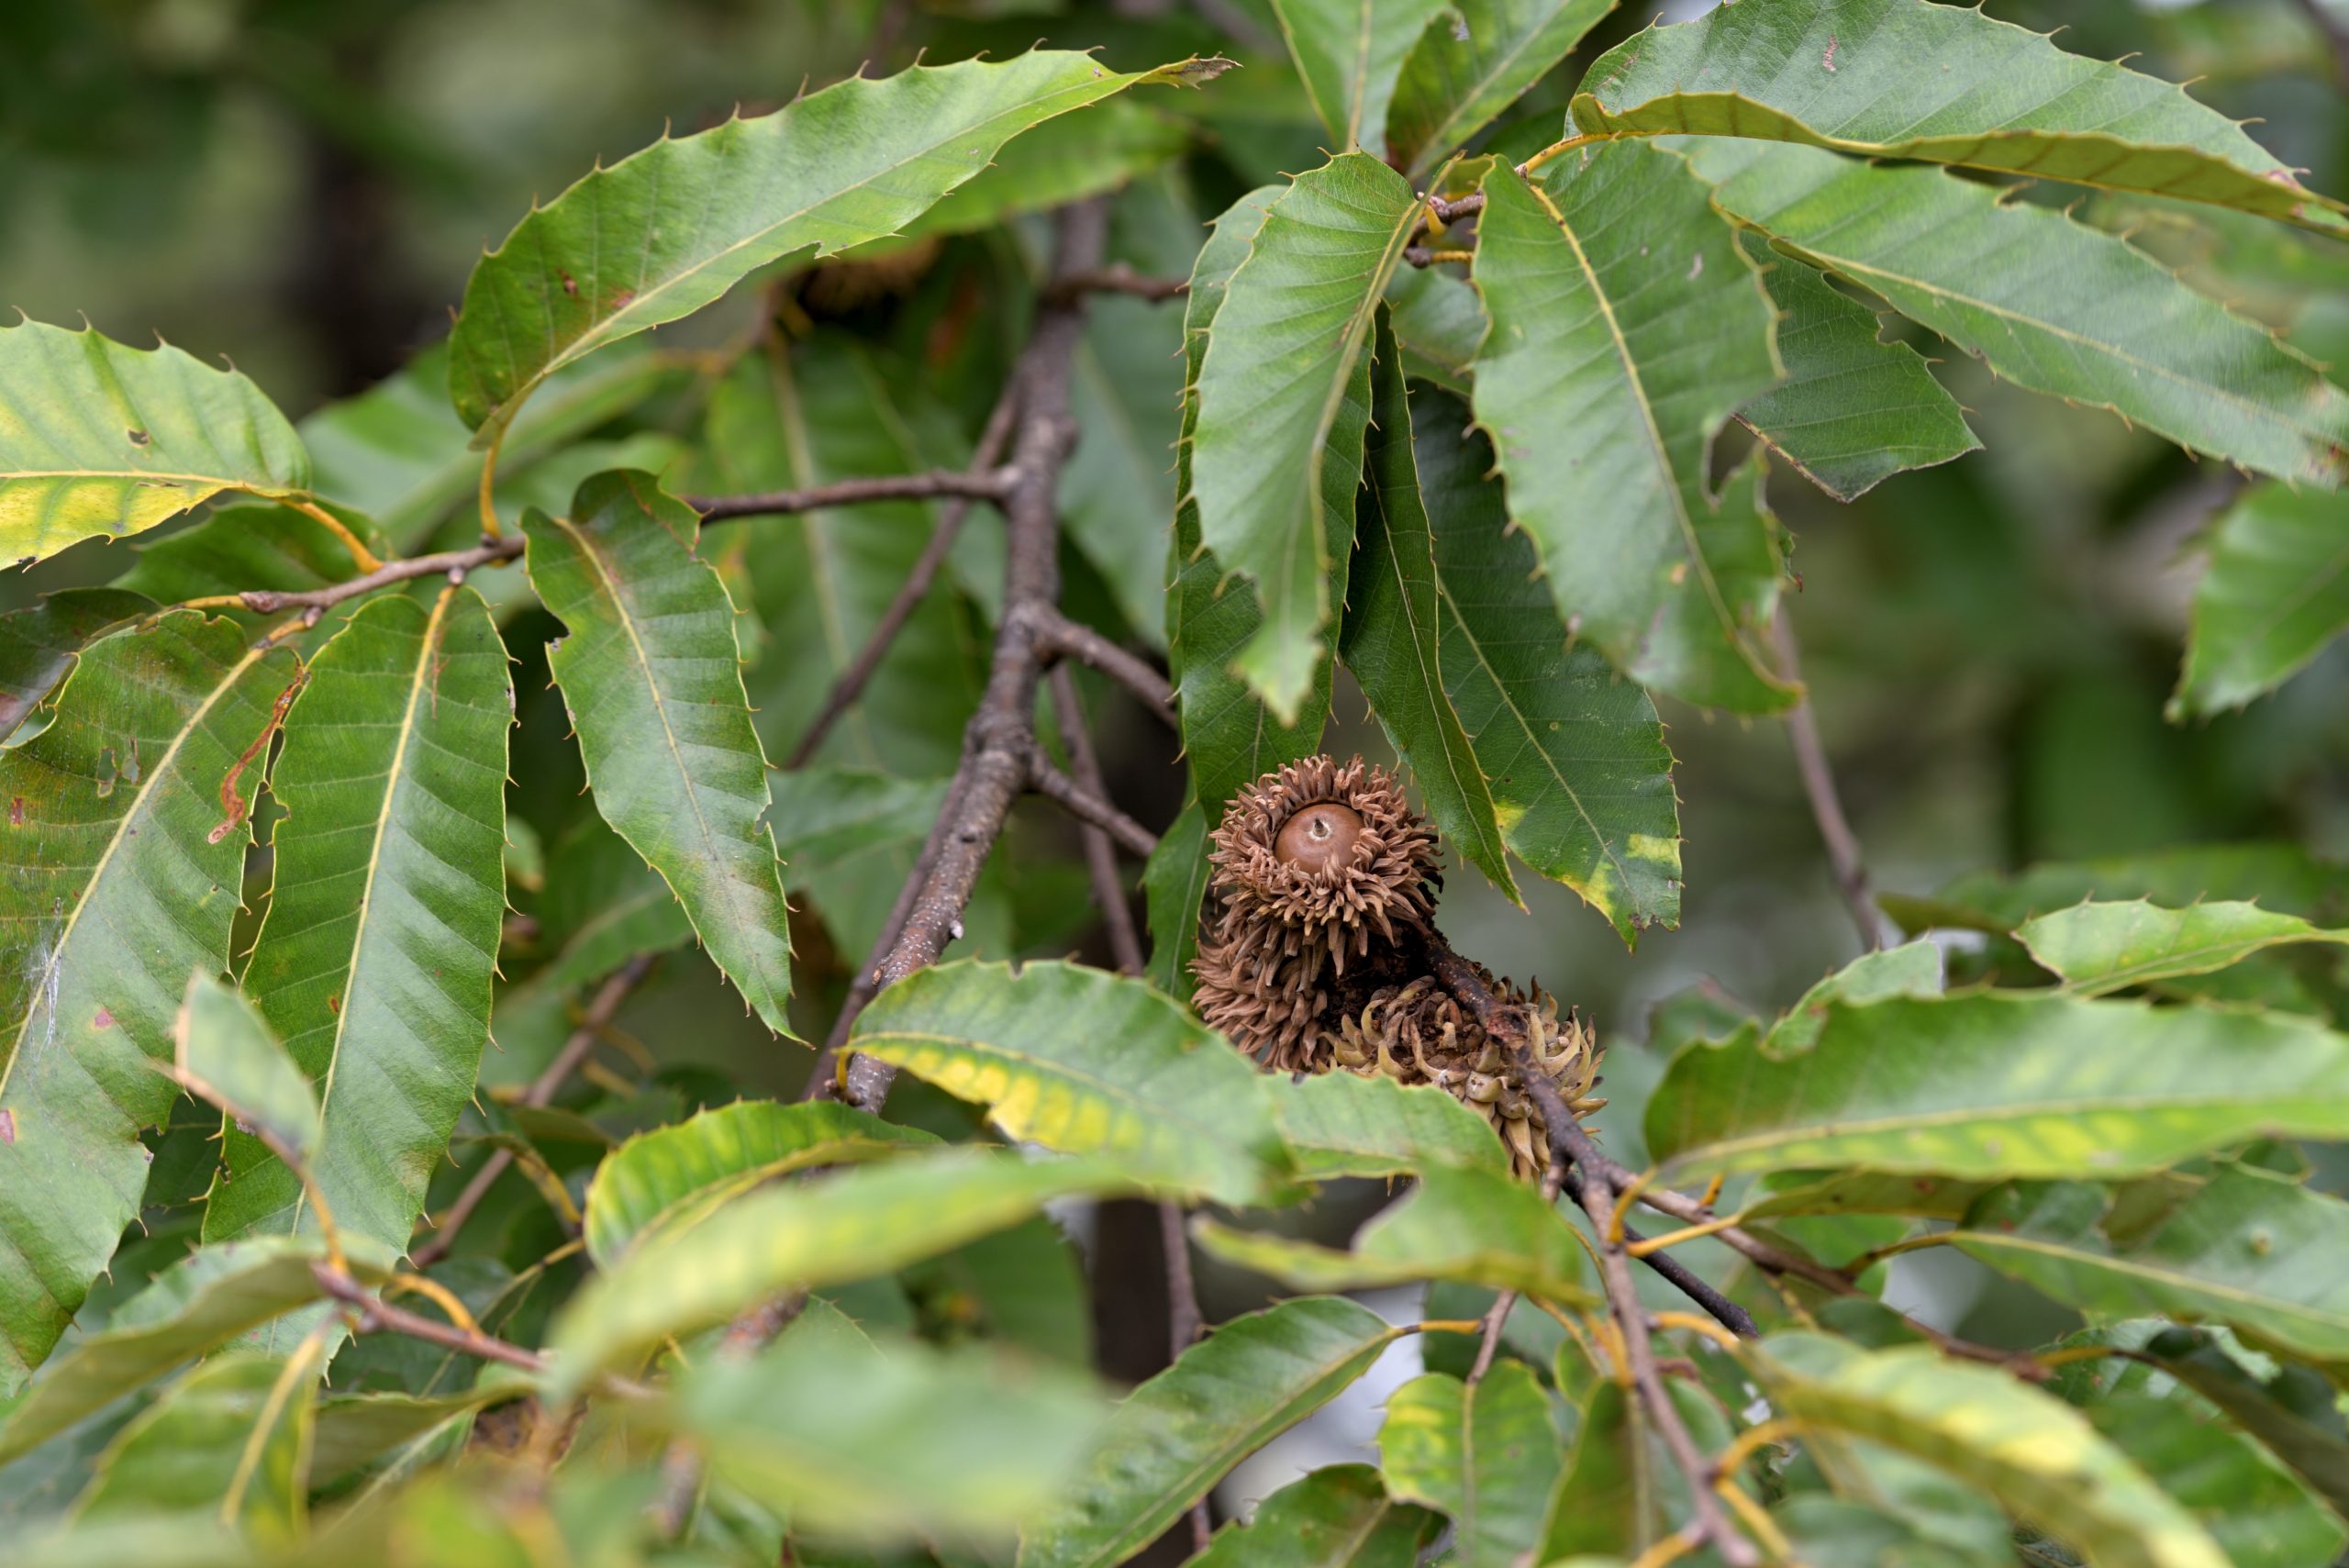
[11,0,2349,1355]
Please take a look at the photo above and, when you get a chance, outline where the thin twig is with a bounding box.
[1046,264,1189,304]
[312,1261,546,1375]
[1028,748,1161,859]
[837,197,1113,1114]
[685,467,1017,523]
[650,1290,811,1536]
[409,954,658,1268]
[786,394,1024,769]
[1542,1115,1760,1568]
[1772,609,1885,952]
[181,535,524,619]
[1049,667,1146,975]
[1467,1291,1519,1385]
[1031,607,1176,726]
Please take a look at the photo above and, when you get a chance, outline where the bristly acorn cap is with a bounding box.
[1191,756,1441,1070]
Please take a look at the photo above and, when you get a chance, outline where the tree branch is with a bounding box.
[1028,747,1160,859]
[685,467,1017,523]
[409,953,658,1268]
[785,394,1024,770]
[1031,607,1176,726]
[834,197,1113,1115]
[1772,609,1886,952]
[1046,263,1189,304]
[184,536,524,618]
[312,1261,547,1375]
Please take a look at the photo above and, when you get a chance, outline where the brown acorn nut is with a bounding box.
[1191,757,1441,1072]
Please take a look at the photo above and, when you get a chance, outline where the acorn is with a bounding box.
[1191,757,1441,1071]
[1192,755,1604,1180]
[1330,973,1601,1180]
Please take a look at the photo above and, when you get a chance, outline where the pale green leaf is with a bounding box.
[582,1099,938,1268]
[872,99,1188,255]
[2018,897,2349,995]
[1950,1173,2349,1371]
[306,1386,507,1488]
[170,974,318,1167]
[1575,0,2343,230]
[1017,1296,1408,1568]
[1342,311,1516,902]
[1538,1382,1679,1559]
[1736,239,1979,502]
[679,1316,1108,1543]
[449,52,1212,440]
[1685,139,2349,488]
[0,1240,347,1465]
[1764,937,1943,1055]
[72,1344,322,1546]
[1267,1070,1511,1180]
[0,590,153,745]
[1194,1162,1592,1304]
[1888,842,2349,934]
[1379,1364,1561,1568]
[0,615,301,1395]
[1273,0,1450,152]
[0,320,310,565]
[848,959,1291,1206]
[204,589,507,1284]
[1471,150,1796,711]
[1751,1331,2228,1568]
[2143,1327,2349,1525]
[1191,152,1419,717]
[1188,1463,1438,1566]
[1384,265,1484,392]
[1647,991,2349,1182]
[547,1150,1120,1400]
[1417,394,1683,942]
[2174,482,2349,716]
[523,471,796,1036]
[1386,0,1617,178]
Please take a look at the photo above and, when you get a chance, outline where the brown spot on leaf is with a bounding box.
[0,1109,14,1145]
[126,428,150,447]
[7,797,21,828]
[560,272,578,296]
[327,994,340,1015]
[93,1006,113,1029]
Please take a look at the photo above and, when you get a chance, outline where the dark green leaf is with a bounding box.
[450,53,1208,439]
[523,471,796,1037]
[1191,153,1419,717]
[205,589,508,1284]
[1018,1296,1408,1568]
[1735,239,1978,502]
[1342,309,1517,902]
[1472,149,1795,711]
[0,321,310,564]
[1888,843,2349,934]
[1187,1463,1438,1566]
[1384,266,1483,393]
[1170,186,1332,825]
[0,591,153,744]
[2174,482,2349,716]
[1272,0,1450,153]
[849,960,1291,1205]
[1575,0,2344,229]
[2076,1389,2345,1568]
[1648,992,2349,1181]
[1417,395,1683,942]
[1142,799,1210,1001]
[111,505,377,629]
[0,615,301,1394]
[2145,1328,2349,1523]
[582,1100,938,1268]
[1685,139,2349,488]
[1378,1363,1561,1568]
[1386,0,1618,178]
